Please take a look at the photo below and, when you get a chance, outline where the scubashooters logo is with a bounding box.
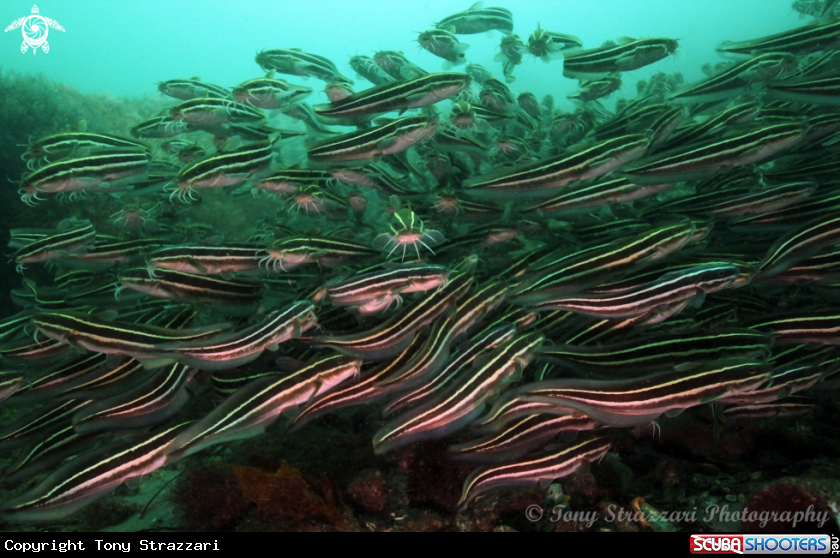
[4,5,64,54]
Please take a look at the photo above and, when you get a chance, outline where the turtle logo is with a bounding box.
[4,5,64,55]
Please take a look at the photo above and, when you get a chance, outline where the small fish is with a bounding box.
[435,2,514,35]
[152,301,318,370]
[308,271,473,361]
[510,359,771,427]
[456,436,611,510]
[528,263,742,320]
[313,73,471,124]
[528,24,582,63]
[157,77,229,100]
[495,34,525,83]
[0,422,191,523]
[256,48,353,84]
[232,75,312,109]
[568,74,622,102]
[563,37,679,79]
[418,29,470,69]
[306,115,439,163]
[349,55,395,85]
[372,208,445,261]
[463,134,650,199]
[373,332,543,454]
[373,50,428,81]
[717,19,840,58]
[167,354,360,459]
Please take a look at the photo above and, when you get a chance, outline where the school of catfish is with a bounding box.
[3,1,840,525]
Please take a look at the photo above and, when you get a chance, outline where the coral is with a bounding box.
[742,479,840,534]
[465,487,544,532]
[169,464,252,532]
[230,461,341,525]
[400,440,473,514]
[401,509,450,532]
[347,469,389,513]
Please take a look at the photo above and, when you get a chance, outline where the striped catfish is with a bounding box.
[435,4,513,34]
[471,397,586,435]
[462,134,650,199]
[0,422,190,523]
[119,267,262,309]
[256,48,353,84]
[11,353,108,403]
[254,168,333,196]
[537,329,773,375]
[167,354,361,459]
[3,425,100,485]
[511,221,698,303]
[757,212,840,279]
[350,55,394,85]
[13,221,95,272]
[516,177,672,218]
[766,247,840,285]
[72,363,195,433]
[670,53,797,104]
[0,399,92,450]
[308,271,473,360]
[171,135,278,201]
[0,372,26,403]
[766,72,840,106]
[130,115,189,139]
[59,238,170,269]
[528,263,742,320]
[650,182,817,220]
[146,244,265,276]
[0,336,74,363]
[418,29,470,67]
[722,401,815,423]
[528,24,582,62]
[168,97,265,127]
[381,322,519,417]
[232,75,313,109]
[568,74,622,102]
[262,236,381,272]
[660,101,762,151]
[376,280,508,389]
[313,73,471,123]
[325,264,450,309]
[457,437,611,511]
[728,186,840,233]
[152,301,318,370]
[716,359,837,406]
[290,336,427,431]
[717,19,840,58]
[622,122,808,184]
[447,413,602,465]
[306,115,439,163]
[24,132,150,167]
[372,332,543,455]
[746,310,840,345]
[31,310,233,364]
[158,78,229,100]
[512,359,772,427]
[20,150,150,195]
[563,38,679,79]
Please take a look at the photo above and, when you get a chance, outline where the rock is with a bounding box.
[347,469,389,513]
[742,479,840,534]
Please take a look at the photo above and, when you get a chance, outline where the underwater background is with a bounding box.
[1,0,840,533]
